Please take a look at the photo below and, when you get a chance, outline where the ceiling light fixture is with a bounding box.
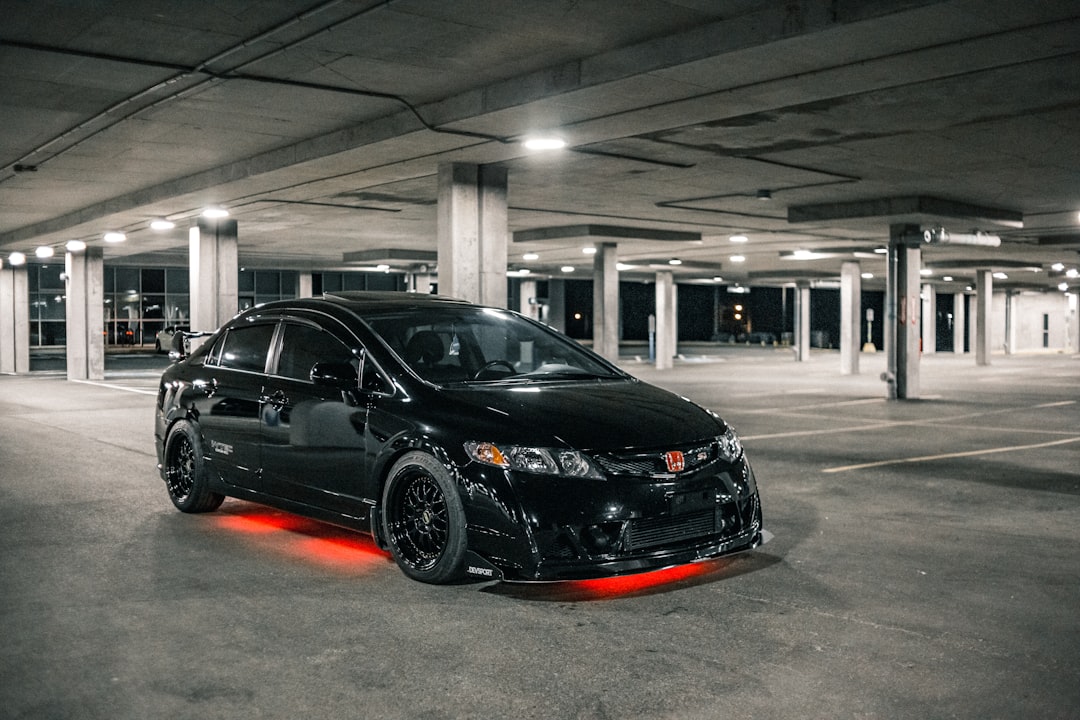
[522,253,539,261]
[730,255,746,263]
[616,263,634,271]
[8,251,26,266]
[35,246,54,259]
[561,266,575,273]
[582,247,597,255]
[862,272,874,279]
[668,259,682,265]
[66,240,86,252]
[151,219,176,230]
[1060,283,1070,292]
[756,189,772,201]
[523,136,567,151]
[729,234,748,243]
[993,272,1008,280]
[202,207,229,219]
[103,232,126,243]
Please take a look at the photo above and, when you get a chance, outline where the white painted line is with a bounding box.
[823,436,1080,473]
[71,379,157,396]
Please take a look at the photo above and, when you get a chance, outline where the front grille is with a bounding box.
[593,441,717,478]
[625,509,716,551]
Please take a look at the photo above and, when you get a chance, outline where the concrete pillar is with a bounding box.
[975,270,992,366]
[64,247,105,381]
[840,262,861,375]
[298,271,313,298]
[1003,290,1016,356]
[887,224,922,400]
[0,264,31,374]
[518,279,540,321]
[655,271,675,370]
[592,242,619,362]
[189,218,239,332]
[953,293,966,355]
[793,283,811,362]
[921,283,936,354]
[1067,293,1079,354]
[436,162,508,307]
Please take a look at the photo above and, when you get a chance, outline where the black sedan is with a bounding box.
[155,292,764,583]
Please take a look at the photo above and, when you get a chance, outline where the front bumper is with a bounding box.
[460,455,763,582]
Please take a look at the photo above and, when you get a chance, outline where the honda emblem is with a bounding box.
[664,450,685,473]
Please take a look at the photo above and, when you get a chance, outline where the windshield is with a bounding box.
[363,306,625,385]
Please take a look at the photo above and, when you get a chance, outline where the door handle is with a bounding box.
[260,389,288,410]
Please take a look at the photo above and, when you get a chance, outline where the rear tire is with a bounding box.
[164,419,225,513]
[381,451,467,583]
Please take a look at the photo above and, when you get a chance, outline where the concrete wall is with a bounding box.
[991,290,1074,352]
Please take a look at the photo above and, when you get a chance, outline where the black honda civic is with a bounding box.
[154,291,764,583]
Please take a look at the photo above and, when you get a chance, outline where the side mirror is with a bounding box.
[168,331,187,362]
[310,361,358,389]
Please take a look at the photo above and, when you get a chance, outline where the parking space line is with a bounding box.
[71,379,158,396]
[822,436,1080,473]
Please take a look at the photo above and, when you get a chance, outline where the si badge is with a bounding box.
[664,450,685,473]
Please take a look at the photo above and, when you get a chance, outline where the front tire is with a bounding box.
[381,451,467,584]
[164,419,225,513]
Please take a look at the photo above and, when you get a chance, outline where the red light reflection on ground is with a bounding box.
[497,558,734,602]
[211,502,391,574]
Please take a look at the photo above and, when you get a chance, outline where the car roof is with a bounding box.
[321,291,473,312]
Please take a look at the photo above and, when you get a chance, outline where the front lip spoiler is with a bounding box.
[495,526,770,583]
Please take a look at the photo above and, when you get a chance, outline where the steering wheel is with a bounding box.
[472,360,516,380]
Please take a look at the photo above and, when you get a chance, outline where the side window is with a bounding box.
[217,324,276,373]
[275,323,356,381]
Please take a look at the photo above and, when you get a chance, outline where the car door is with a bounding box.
[193,321,276,491]
[259,318,369,514]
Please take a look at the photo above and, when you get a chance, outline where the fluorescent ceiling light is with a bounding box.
[151,219,176,230]
[668,259,682,265]
[993,272,1008,280]
[66,240,86,252]
[729,234,748,243]
[35,246,54,258]
[202,207,229,219]
[861,273,873,279]
[522,253,539,261]
[103,232,126,243]
[8,251,26,266]
[616,263,634,271]
[561,266,575,273]
[730,255,746,263]
[920,268,933,276]
[523,136,566,151]
[582,247,597,255]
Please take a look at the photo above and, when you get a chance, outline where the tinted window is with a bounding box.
[217,324,275,373]
[275,323,356,381]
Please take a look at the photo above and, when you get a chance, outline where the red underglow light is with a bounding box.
[210,502,391,574]
[496,559,735,602]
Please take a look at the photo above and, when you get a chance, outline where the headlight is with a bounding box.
[465,441,604,479]
[717,425,743,463]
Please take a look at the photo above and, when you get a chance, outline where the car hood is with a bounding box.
[440,378,725,450]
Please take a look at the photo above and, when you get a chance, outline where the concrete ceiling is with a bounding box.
[2,0,1079,292]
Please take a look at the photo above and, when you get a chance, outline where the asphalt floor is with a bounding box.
[1,347,1078,719]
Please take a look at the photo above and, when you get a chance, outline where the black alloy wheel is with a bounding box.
[164,420,224,513]
[382,452,467,583]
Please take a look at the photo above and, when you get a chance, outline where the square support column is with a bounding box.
[1,265,30,374]
[298,271,313,299]
[887,224,922,399]
[592,242,619,362]
[518,279,540,321]
[65,247,105,381]
[921,283,936,354]
[190,218,239,332]
[437,163,508,307]
[793,283,811,362]
[975,270,992,366]
[840,262,861,375]
[654,271,675,370]
[953,293,966,355]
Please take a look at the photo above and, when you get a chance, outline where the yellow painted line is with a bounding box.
[823,436,1080,473]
